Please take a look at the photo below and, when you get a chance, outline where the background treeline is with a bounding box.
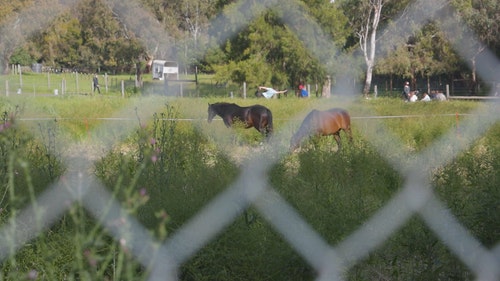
[1,0,499,92]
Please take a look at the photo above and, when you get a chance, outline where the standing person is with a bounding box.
[402,81,410,101]
[93,74,101,94]
[298,84,309,98]
[258,86,287,99]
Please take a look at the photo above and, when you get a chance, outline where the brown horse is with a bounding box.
[207,102,273,138]
[290,108,352,151]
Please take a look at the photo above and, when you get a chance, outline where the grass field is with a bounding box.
[0,81,498,280]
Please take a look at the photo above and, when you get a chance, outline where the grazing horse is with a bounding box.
[290,108,352,151]
[207,102,273,138]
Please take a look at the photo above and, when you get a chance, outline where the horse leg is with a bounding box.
[223,116,233,128]
[344,126,353,143]
[333,132,342,152]
[260,119,271,139]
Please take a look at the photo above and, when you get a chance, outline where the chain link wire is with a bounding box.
[0,0,499,280]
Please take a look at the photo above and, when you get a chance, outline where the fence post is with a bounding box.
[5,80,9,96]
[121,80,125,98]
[243,82,247,99]
[76,72,79,95]
[446,84,450,98]
[105,73,108,93]
[19,66,22,87]
[374,85,378,98]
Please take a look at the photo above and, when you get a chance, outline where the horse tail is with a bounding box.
[266,108,273,134]
[338,109,353,143]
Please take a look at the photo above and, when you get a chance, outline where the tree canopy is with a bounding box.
[1,0,498,93]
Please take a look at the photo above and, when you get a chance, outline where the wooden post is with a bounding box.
[374,85,378,98]
[446,84,450,99]
[19,65,22,87]
[105,73,108,93]
[76,72,79,94]
[243,82,247,99]
[5,80,9,96]
[121,80,125,98]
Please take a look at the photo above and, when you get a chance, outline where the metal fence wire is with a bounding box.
[0,0,499,280]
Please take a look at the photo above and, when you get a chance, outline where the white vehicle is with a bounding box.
[152,60,179,80]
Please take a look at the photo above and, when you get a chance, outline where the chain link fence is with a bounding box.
[0,0,499,280]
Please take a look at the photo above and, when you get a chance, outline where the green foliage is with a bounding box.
[8,48,34,66]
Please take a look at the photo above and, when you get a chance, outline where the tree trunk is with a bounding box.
[427,75,430,94]
[361,0,383,97]
[135,62,142,87]
[363,63,374,96]
[322,75,331,98]
[470,57,477,95]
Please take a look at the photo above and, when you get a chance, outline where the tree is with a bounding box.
[208,0,349,91]
[0,0,68,73]
[35,14,83,70]
[449,0,500,94]
[342,0,412,96]
[359,0,384,97]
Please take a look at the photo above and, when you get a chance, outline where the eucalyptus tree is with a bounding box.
[448,0,500,93]
[341,0,411,96]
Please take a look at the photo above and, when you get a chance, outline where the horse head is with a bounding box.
[207,103,216,123]
[290,132,301,151]
[289,110,318,151]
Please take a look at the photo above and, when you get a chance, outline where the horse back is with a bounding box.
[326,108,350,129]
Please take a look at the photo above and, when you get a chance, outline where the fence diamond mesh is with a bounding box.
[0,0,499,280]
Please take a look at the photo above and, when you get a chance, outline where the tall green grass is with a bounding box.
[0,95,497,280]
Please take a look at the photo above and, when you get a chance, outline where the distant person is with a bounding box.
[258,86,287,99]
[434,92,446,101]
[298,84,308,98]
[409,91,418,102]
[421,92,431,102]
[402,81,410,101]
[93,74,101,94]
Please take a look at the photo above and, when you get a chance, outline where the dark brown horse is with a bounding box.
[207,102,273,138]
[290,108,352,151]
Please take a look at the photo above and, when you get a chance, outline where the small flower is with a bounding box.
[140,188,147,197]
[84,250,97,267]
[150,138,156,145]
[28,269,38,280]
[151,154,158,163]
